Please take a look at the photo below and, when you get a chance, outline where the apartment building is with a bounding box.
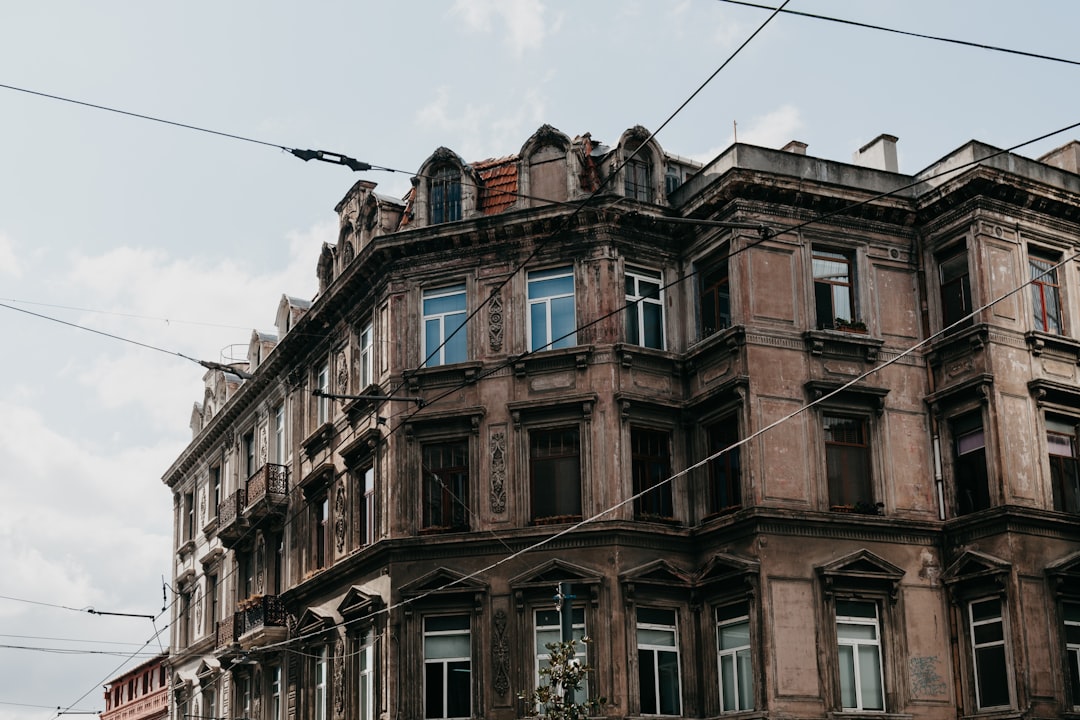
[163,124,1080,720]
[102,652,168,720]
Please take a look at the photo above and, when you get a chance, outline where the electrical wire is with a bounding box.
[0,297,255,332]
[716,0,1080,67]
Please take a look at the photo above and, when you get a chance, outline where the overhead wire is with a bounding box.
[716,0,1080,67]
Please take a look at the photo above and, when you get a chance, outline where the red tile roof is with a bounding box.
[474,155,519,215]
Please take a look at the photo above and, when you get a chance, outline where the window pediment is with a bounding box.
[510,558,601,590]
[620,559,692,590]
[338,586,383,619]
[942,549,1010,601]
[817,549,904,601]
[697,552,760,586]
[805,380,890,414]
[295,607,337,638]
[399,567,488,600]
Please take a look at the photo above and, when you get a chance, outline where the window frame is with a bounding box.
[698,258,731,340]
[812,246,857,330]
[529,425,583,524]
[422,283,468,367]
[1029,246,1063,335]
[313,645,329,720]
[527,266,577,351]
[967,596,1012,710]
[938,243,973,333]
[706,415,742,517]
[534,605,589,707]
[625,156,654,203]
[625,265,666,350]
[423,614,472,720]
[421,439,470,532]
[358,628,376,720]
[430,166,462,225]
[1047,416,1080,514]
[835,599,886,712]
[715,601,754,713]
[359,321,374,387]
[273,403,286,465]
[951,410,991,515]
[631,426,674,521]
[635,606,683,716]
[313,494,330,570]
[822,412,875,511]
[316,363,330,426]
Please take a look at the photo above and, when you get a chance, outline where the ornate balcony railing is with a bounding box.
[215,613,237,650]
[237,594,288,637]
[245,463,289,513]
[217,489,248,546]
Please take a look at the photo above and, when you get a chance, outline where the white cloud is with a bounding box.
[692,104,804,162]
[450,0,554,56]
[0,231,21,278]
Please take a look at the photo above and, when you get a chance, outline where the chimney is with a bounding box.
[852,134,899,173]
[1038,141,1080,174]
[781,140,808,155]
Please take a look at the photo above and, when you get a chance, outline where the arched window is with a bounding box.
[430,166,462,224]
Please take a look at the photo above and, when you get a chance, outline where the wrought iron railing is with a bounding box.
[245,463,288,505]
[215,614,237,650]
[219,488,247,528]
[237,595,287,636]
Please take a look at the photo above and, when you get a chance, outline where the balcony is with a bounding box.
[215,613,237,651]
[235,594,288,649]
[244,463,289,527]
[217,489,248,548]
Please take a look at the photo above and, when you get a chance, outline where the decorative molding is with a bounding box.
[488,291,504,352]
[336,351,349,393]
[335,482,347,553]
[492,609,511,698]
[490,428,507,514]
[334,636,346,718]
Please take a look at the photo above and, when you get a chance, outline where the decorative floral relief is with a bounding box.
[492,609,510,697]
[334,483,347,552]
[334,637,346,718]
[337,351,349,393]
[490,429,506,513]
[489,291,504,352]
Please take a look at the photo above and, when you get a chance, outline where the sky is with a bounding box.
[0,1,1077,716]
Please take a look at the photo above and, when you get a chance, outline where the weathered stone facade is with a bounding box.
[164,128,1080,720]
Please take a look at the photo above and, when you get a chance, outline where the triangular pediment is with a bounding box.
[399,567,487,599]
[698,553,760,584]
[510,559,600,590]
[818,549,905,581]
[620,559,692,588]
[942,549,1010,583]
[295,607,334,637]
[338,586,383,618]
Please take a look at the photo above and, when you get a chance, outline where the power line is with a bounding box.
[0,297,255,331]
[716,0,1080,67]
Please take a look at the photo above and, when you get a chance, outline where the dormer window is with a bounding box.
[430,166,462,224]
[625,156,653,202]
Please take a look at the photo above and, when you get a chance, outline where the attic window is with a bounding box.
[430,166,462,224]
[625,156,653,202]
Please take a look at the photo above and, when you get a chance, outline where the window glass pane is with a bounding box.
[971,599,1000,622]
[638,607,677,625]
[638,628,677,647]
[975,645,1009,707]
[529,275,574,298]
[549,295,576,348]
[836,600,876,618]
[720,654,736,712]
[973,622,1003,644]
[838,644,857,709]
[858,646,885,710]
[426,615,469,632]
[643,303,663,349]
[736,649,753,710]
[719,620,750,650]
[838,622,877,641]
[1065,602,1080,623]
[530,302,547,350]
[446,661,471,717]
[657,651,681,714]
[626,303,641,344]
[444,314,467,364]
[638,650,658,714]
[423,289,466,314]
[425,663,444,717]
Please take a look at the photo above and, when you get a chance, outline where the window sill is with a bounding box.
[828,712,911,720]
[419,526,470,535]
[804,329,884,363]
[177,539,196,558]
[531,515,582,526]
[513,346,593,377]
[1025,329,1080,360]
[301,422,336,458]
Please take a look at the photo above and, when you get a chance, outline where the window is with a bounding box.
[968,598,1010,709]
[1065,602,1080,707]
[273,403,286,464]
[707,417,741,515]
[359,630,375,720]
[939,246,972,332]
[205,573,218,635]
[237,675,252,720]
[824,415,873,509]
[953,412,990,515]
[716,602,753,712]
[359,322,374,387]
[183,491,195,541]
[423,284,467,367]
[528,267,576,351]
[699,261,730,339]
[314,646,328,720]
[314,495,330,569]
[423,441,469,532]
[626,266,665,349]
[530,427,582,522]
[813,247,855,329]
[1030,248,1062,334]
[316,364,330,425]
[625,157,653,202]
[1048,418,1080,513]
[637,607,681,715]
[270,665,283,720]
[632,427,673,520]
[424,615,471,719]
[836,600,885,711]
[243,429,256,479]
[359,465,375,546]
[535,607,588,705]
[430,166,462,224]
[203,687,216,719]
[210,465,221,519]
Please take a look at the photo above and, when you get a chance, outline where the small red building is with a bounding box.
[101,652,168,720]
